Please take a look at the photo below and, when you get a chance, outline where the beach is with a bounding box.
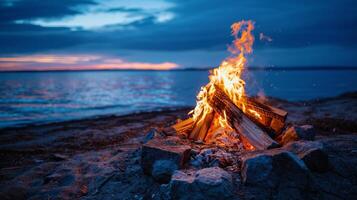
[0,92,356,199]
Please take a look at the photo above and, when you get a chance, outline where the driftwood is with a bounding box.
[208,86,279,150]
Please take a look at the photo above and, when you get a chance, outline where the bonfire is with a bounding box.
[164,20,287,150]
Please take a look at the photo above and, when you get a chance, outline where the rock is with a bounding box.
[279,125,315,145]
[141,136,191,178]
[241,149,310,198]
[194,167,234,198]
[159,184,171,200]
[152,160,178,183]
[143,128,164,144]
[169,167,234,200]
[170,170,195,199]
[284,141,329,172]
[241,153,273,186]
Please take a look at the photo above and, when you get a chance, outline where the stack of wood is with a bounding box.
[163,85,288,150]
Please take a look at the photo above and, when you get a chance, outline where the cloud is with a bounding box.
[0,55,100,64]
[0,54,179,70]
[0,0,96,22]
[11,0,175,30]
[0,0,357,67]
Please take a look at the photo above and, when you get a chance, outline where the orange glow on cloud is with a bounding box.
[0,54,178,71]
[0,55,100,64]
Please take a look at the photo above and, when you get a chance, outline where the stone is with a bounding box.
[170,170,195,199]
[152,160,178,183]
[241,149,310,198]
[143,128,165,144]
[241,153,273,186]
[284,141,329,172]
[194,167,234,199]
[141,136,191,176]
[169,167,234,200]
[159,184,171,200]
[279,125,315,145]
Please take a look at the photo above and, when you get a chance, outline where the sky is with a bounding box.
[0,0,357,70]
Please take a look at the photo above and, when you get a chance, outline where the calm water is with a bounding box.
[0,70,356,128]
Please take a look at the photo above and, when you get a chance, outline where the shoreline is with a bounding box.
[0,92,356,199]
[0,106,192,131]
[1,91,356,131]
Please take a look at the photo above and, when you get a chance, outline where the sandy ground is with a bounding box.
[0,92,356,199]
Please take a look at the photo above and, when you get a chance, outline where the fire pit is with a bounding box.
[163,20,286,150]
[140,20,329,199]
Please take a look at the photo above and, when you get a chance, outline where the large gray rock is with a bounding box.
[152,160,178,183]
[241,153,273,187]
[241,149,310,199]
[170,167,234,200]
[141,136,191,177]
[194,167,234,198]
[284,141,329,172]
[279,125,315,145]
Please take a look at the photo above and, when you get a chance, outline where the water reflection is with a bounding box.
[0,70,356,127]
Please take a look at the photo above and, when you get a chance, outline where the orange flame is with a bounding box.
[191,20,260,134]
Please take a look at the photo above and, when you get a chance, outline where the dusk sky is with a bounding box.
[0,0,357,70]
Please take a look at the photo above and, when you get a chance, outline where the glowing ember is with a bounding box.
[190,20,260,136]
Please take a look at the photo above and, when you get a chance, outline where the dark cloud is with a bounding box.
[121,0,357,50]
[0,0,95,22]
[106,7,144,13]
[0,0,357,66]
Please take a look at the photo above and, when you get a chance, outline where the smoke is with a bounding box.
[259,33,272,42]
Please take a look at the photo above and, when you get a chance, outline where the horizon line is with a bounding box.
[0,66,357,72]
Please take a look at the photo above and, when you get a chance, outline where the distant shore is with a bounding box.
[0,66,357,73]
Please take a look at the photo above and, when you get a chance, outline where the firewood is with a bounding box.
[163,118,194,136]
[208,86,279,150]
[246,97,287,121]
[189,111,215,141]
[245,97,288,134]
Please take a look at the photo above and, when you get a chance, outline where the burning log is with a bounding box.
[246,97,288,134]
[163,118,194,136]
[189,111,215,141]
[208,86,279,150]
[163,21,286,150]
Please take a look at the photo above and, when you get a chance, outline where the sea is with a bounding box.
[0,69,356,128]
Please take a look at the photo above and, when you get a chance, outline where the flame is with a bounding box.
[191,20,261,136]
[248,109,263,120]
